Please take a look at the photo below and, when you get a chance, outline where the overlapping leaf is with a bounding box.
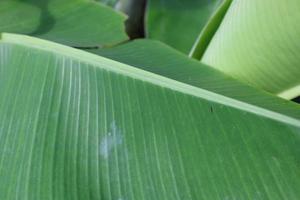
[0,0,128,47]
[1,33,300,199]
[146,0,223,53]
[91,39,300,119]
[193,0,300,99]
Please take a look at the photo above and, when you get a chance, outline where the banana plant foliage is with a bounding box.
[191,0,300,99]
[146,0,223,53]
[0,0,128,47]
[1,0,300,199]
[0,33,300,200]
[91,39,300,119]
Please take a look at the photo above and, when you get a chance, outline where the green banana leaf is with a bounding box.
[90,39,300,119]
[0,0,128,47]
[146,0,223,54]
[1,33,300,199]
[191,0,300,99]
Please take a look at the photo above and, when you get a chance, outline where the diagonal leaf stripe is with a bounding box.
[0,33,300,200]
[91,39,300,120]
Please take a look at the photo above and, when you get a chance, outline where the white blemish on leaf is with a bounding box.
[100,121,123,159]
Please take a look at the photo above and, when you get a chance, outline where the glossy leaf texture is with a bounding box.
[0,0,128,47]
[1,33,300,200]
[196,0,300,99]
[91,39,300,119]
[146,0,222,54]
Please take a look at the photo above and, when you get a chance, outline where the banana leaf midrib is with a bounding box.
[1,32,300,128]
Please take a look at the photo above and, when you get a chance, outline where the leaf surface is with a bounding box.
[195,0,300,99]
[0,0,128,47]
[146,0,222,53]
[91,39,300,119]
[1,33,300,200]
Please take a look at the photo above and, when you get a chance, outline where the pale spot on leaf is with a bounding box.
[100,120,123,159]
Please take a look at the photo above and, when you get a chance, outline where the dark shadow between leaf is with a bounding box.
[292,96,300,104]
[19,0,55,35]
